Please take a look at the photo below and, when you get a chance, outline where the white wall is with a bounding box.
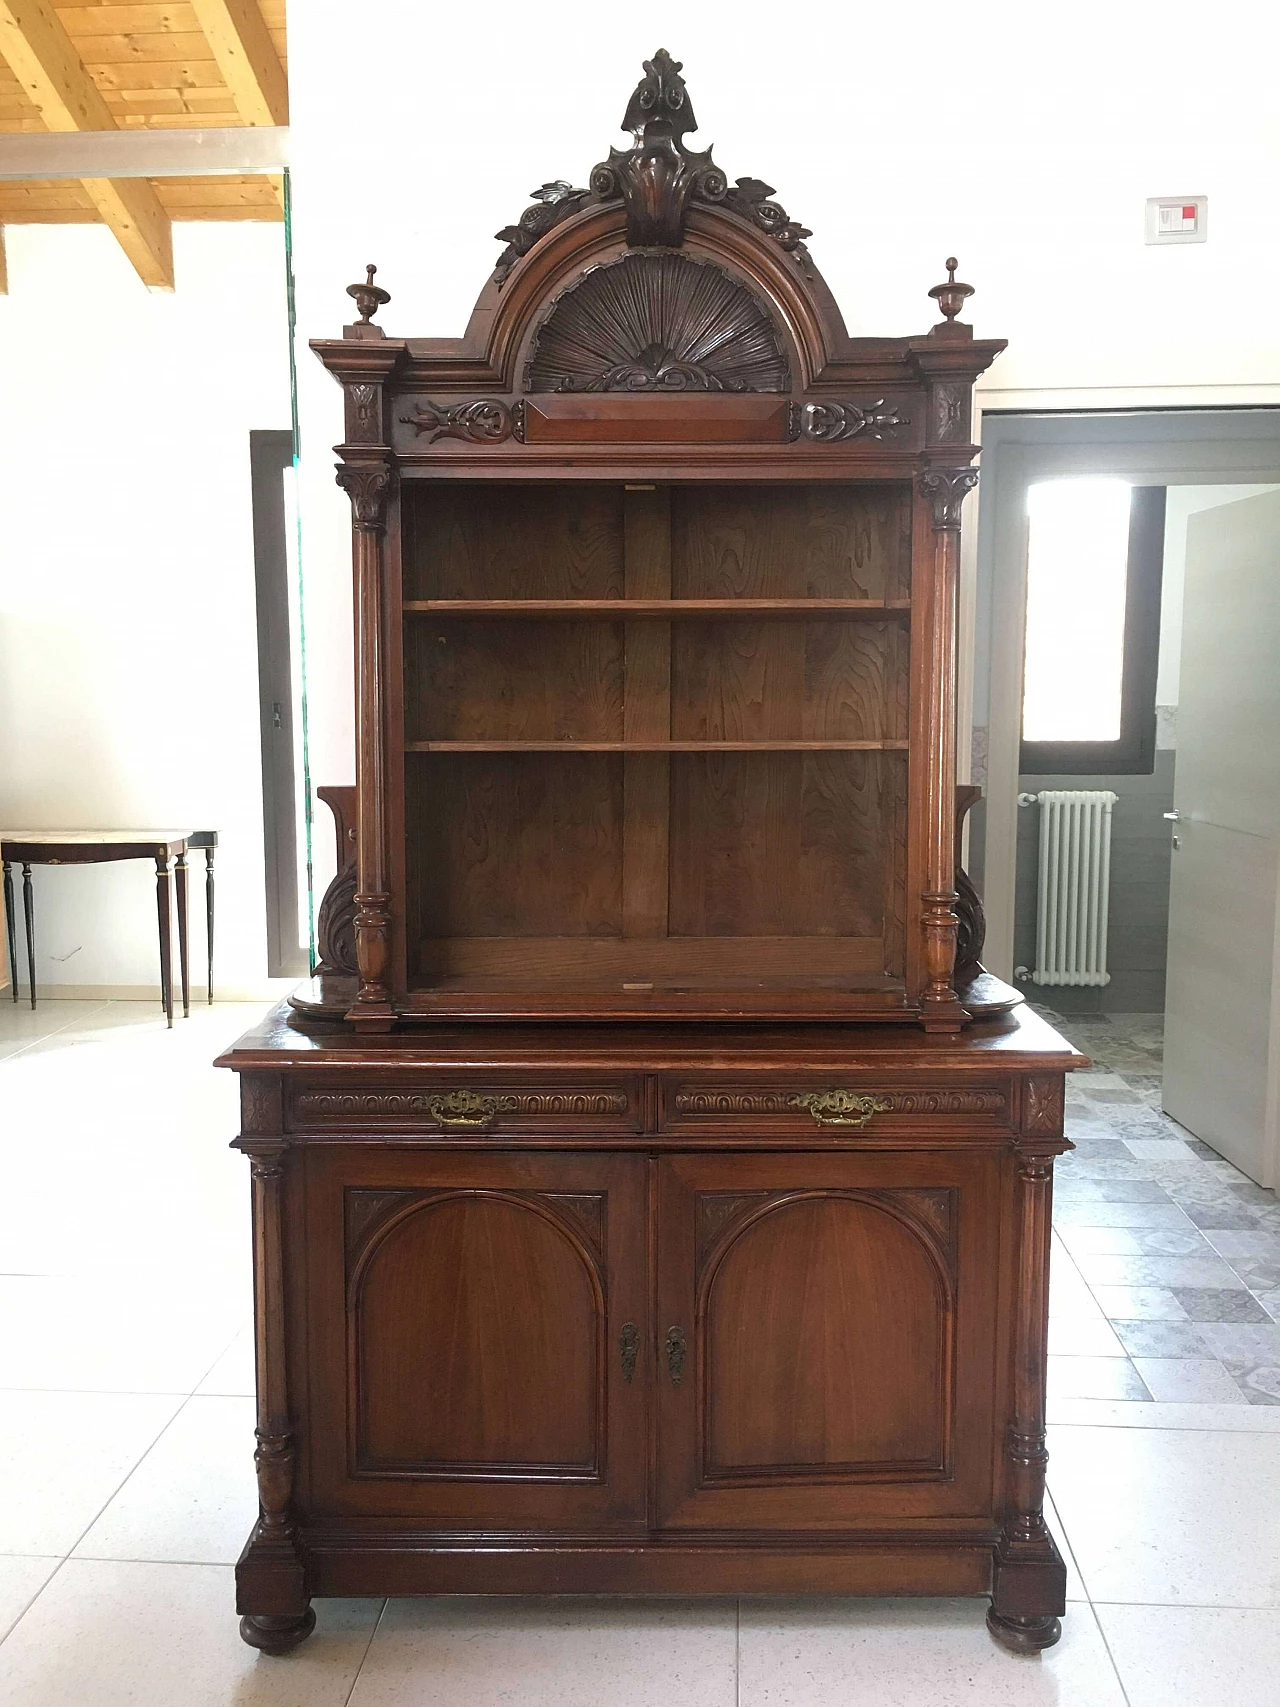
[286,0,1280,808]
[0,222,292,996]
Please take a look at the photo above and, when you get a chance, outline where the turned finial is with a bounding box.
[928,257,975,336]
[344,264,390,339]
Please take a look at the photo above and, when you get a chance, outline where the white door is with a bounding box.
[1164,490,1280,1187]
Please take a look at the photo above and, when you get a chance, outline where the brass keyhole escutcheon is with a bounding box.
[665,1325,687,1387]
[619,1322,639,1384]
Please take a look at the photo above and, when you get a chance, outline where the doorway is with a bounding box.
[973,410,1280,1183]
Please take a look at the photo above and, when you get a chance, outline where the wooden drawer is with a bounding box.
[658,1075,1014,1138]
[288,1075,644,1135]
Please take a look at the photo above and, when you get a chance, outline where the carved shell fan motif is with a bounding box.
[525,252,789,394]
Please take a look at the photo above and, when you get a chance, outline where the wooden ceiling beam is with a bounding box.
[0,0,173,285]
[187,0,287,125]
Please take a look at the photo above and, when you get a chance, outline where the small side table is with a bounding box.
[1,830,218,1028]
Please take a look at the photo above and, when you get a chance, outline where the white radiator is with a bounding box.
[1023,790,1118,987]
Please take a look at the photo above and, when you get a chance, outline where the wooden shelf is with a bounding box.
[402,599,910,618]
[405,740,910,753]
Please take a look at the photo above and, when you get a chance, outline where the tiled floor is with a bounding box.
[2,998,1280,1703]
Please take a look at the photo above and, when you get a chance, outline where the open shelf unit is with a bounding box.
[399,480,914,1011]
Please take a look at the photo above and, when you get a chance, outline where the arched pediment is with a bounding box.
[389,49,857,394]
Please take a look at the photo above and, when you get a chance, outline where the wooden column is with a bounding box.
[336,460,396,1029]
[235,1074,314,1655]
[916,466,977,1030]
[989,1075,1069,1652]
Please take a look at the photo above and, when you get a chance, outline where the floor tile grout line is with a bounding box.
[59,1392,196,1564]
[343,1596,390,1704]
[1088,1599,1135,1707]
[0,1554,74,1653]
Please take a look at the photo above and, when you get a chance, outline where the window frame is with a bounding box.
[1019,484,1166,776]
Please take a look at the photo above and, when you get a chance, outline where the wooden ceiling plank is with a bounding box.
[88,60,221,88]
[74,31,219,62]
[187,0,284,124]
[0,0,173,282]
[55,6,200,35]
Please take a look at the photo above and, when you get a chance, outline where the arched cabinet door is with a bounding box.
[303,1150,647,1529]
[655,1152,1002,1529]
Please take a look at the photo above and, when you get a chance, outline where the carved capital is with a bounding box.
[1013,1147,1056,1184]
[401,398,525,444]
[246,1145,287,1182]
[919,465,979,529]
[335,464,390,531]
[792,399,909,442]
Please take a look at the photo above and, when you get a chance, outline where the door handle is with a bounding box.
[665,1325,687,1387]
[1163,811,1180,822]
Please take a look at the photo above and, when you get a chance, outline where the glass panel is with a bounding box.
[1022,479,1131,743]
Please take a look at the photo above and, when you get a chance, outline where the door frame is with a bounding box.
[251,428,309,978]
[969,408,1280,978]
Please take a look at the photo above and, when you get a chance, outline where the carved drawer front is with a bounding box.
[660,1077,1012,1138]
[289,1076,642,1135]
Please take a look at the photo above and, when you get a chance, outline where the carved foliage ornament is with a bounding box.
[401,398,525,444]
[526,251,788,394]
[792,400,909,442]
[494,49,813,281]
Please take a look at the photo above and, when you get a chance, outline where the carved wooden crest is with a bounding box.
[494,48,813,284]
[525,252,789,393]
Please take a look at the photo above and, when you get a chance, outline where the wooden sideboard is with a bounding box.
[218,49,1085,1657]
[220,1003,1082,1654]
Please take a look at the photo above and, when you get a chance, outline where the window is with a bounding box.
[1020,479,1165,774]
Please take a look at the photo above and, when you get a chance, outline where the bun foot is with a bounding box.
[239,1607,317,1654]
[986,1607,1062,1653]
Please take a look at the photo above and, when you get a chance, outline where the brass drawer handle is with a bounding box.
[619,1322,639,1384]
[790,1090,892,1128]
[425,1090,517,1129]
[665,1325,687,1387]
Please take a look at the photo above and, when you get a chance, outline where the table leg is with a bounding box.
[3,861,17,1003]
[21,864,36,1011]
[204,846,215,1004]
[155,856,173,1029]
[175,853,190,1020]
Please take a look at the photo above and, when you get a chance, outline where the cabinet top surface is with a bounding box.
[216,1002,1085,1075]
